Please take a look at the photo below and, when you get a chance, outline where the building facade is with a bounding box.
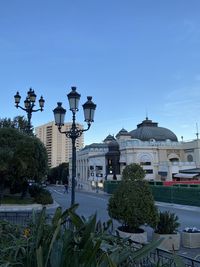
[35,121,84,168]
[76,117,200,189]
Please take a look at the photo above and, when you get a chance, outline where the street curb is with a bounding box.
[0,201,60,212]
[155,202,200,212]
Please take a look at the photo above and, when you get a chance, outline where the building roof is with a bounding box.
[116,128,130,138]
[129,117,178,142]
[174,173,199,178]
[103,134,116,143]
[180,168,200,174]
[82,143,108,150]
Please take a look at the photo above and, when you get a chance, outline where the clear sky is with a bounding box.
[1,0,200,145]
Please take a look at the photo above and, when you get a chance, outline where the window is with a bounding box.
[140,162,151,166]
[96,166,103,171]
[170,158,179,162]
[187,154,193,162]
[145,169,153,174]
[140,154,152,166]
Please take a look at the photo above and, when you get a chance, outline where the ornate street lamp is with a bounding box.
[53,86,96,206]
[14,88,45,134]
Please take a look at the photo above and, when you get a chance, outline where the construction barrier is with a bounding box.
[104,180,200,206]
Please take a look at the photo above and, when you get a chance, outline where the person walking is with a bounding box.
[64,179,69,193]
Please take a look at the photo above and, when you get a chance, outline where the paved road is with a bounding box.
[48,185,200,259]
[48,185,200,230]
[48,186,110,222]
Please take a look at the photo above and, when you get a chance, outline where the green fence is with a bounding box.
[150,185,200,206]
[104,181,200,207]
[103,181,121,194]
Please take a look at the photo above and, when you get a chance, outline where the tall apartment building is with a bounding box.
[35,121,84,168]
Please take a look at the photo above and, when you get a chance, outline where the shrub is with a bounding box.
[29,184,42,197]
[108,163,158,232]
[34,188,53,205]
[154,211,180,234]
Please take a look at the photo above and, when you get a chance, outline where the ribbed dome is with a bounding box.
[129,118,178,142]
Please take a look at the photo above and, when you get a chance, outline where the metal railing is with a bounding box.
[129,241,200,267]
[1,212,200,266]
[0,211,33,226]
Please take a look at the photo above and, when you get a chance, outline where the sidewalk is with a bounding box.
[156,201,200,213]
[0,201,60,212]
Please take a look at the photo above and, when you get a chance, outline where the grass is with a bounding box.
[0,195,35,204]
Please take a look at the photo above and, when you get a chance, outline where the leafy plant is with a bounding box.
[0,205,164,267]
[154,211,180,234]
[108,163,158,232]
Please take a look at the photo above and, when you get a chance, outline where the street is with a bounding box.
[48,185,200,231]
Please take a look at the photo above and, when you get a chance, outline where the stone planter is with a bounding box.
[116,227,148,244]
[153,232,180,251]
[182,232,200,248]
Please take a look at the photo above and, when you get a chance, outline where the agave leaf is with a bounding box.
[132,238,163,262]
[49,239,63,267]
[109,248,131,265]
[61,203,79,221]
[36,245,43,267]
[98,252,117,267]
[79,213,97,249]
[0,263,11,267]
[36,208,47,248]
[58,230,76,267]
[68,209,85,229]
[52,207,62,227]
[81,238,102,266]
[44,218,62,267]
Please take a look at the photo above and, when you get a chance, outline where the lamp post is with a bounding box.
[14,88,45,134]
[53,86,96,206]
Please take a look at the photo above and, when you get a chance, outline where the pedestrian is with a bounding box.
[64,180,69,193]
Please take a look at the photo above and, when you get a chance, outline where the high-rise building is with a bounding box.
[35,121,84,168]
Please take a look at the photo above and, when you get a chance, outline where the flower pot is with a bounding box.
[116,227,147,244]
[153,232,180,251]
[182,232,200,248]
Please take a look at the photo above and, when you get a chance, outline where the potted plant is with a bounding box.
[153,211,180,251]
[182,227,200,248]
[108,163,159,244]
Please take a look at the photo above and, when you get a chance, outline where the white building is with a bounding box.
[35,121,84,168]
[76,117,200,189]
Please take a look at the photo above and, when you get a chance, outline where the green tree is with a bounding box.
[122,163,146,181]
[0,116,29,133]
[48,163,69,184]
[0,127,48,195]
[108,163,158,232]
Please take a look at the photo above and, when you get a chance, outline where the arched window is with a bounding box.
[140,154,152,166]
[169,158,179,162]
[187,154,193,162]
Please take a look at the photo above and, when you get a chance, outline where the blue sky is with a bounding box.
[1,0,200,145]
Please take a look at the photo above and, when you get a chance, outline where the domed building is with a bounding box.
[76,117,199,190]
[129,117,178,142]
